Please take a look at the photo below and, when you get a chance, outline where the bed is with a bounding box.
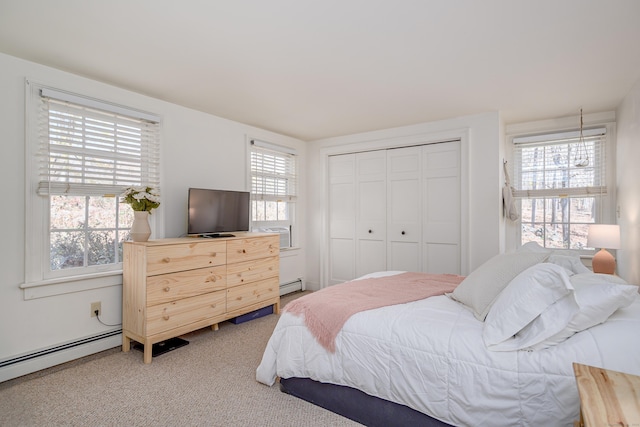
[256,249,640,426]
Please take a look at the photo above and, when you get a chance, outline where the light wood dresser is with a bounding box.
[122,232,280,363]
[573,362,640,426]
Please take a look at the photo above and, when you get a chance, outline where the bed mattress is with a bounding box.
[257,285,640,426]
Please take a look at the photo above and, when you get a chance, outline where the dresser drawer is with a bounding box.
[146,291,226,336]
[226,236,279,264]
[146,265,226,306]
[146,241,226,276]
[227,277,279,312]
[226,256,279,288]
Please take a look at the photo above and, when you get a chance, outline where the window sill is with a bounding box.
[20,270,123,300]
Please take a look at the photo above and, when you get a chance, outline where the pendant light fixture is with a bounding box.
[574,108,589,167]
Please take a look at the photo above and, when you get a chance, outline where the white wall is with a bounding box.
[304,112,502,290]
[0,52,306,380]
[616,77,640,284]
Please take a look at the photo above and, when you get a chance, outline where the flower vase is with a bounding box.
[131,211,151,242]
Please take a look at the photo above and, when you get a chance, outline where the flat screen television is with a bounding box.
[187,188,250,237]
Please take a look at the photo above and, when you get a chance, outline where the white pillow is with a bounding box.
[506,294,579,351]
[517,241,549,253]
[449,251,549,321]
[546,254,591,275]
[517,242,581,258]
[573,272,630,286]
[525,273,638,350]
[517,242,590,275]
[484,263,576,350]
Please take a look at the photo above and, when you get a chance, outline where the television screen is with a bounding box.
[187,188,250,236]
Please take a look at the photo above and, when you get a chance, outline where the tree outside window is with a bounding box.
[513,128,607,250]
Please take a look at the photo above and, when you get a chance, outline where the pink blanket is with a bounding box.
[284,272,464,352]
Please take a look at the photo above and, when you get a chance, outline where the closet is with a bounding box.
[328,141,461,285]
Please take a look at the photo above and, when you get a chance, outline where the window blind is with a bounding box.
[250,140,297,202]
[512,128,606,198]
[36,89,161,196]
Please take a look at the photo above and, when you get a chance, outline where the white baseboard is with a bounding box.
[0,332,121,383]
[279,278,303,296]
[2,279,307,383]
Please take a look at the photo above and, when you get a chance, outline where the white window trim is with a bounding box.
[21,79,164,300]
[247,136,298,246]
[505,111,617,253]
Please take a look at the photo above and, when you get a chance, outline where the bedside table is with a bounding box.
[572,362,640,426]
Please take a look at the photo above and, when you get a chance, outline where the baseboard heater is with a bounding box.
[280,278,303,296]
[0,329,121,369]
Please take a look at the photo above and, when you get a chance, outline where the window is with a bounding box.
[26,82,160,284]
[249,139,297,232]
[512,127,608,250]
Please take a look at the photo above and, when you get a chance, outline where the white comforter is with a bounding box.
[256,276,640,426]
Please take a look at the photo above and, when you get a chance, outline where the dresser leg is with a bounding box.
[211,323,219,331]
[122,334,131,352]
[143,341,153,364]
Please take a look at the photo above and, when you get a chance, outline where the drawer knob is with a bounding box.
[211,304,217,308]
[162,257,171,263]
[206,276,217,282]
[210,252,217,257]
[164,287,170,292]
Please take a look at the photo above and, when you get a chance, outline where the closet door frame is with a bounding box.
[320,130,469,288]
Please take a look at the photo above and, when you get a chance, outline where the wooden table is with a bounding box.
[573,362,640,426]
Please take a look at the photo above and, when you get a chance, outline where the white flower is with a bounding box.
[120,186,161,212]
[146,193,161,203]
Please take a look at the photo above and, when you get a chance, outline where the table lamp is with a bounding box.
[587,224,621,274]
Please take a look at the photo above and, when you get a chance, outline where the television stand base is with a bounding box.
[201,233,235,238]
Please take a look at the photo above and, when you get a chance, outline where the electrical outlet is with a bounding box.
[91,301,101,317]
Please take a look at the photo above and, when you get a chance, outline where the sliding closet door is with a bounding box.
[386,146,421,272]
[422,141,461,274]
[328,154,356,284]
[355,151,387,277]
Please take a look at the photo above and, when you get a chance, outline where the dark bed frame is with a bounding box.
[279,377,453,427]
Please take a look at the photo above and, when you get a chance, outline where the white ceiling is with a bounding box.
[1,0,639,141]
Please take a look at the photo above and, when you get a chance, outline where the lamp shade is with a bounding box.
[587,224,621,249]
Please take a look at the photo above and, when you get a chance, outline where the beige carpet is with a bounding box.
[0,291,360,427]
